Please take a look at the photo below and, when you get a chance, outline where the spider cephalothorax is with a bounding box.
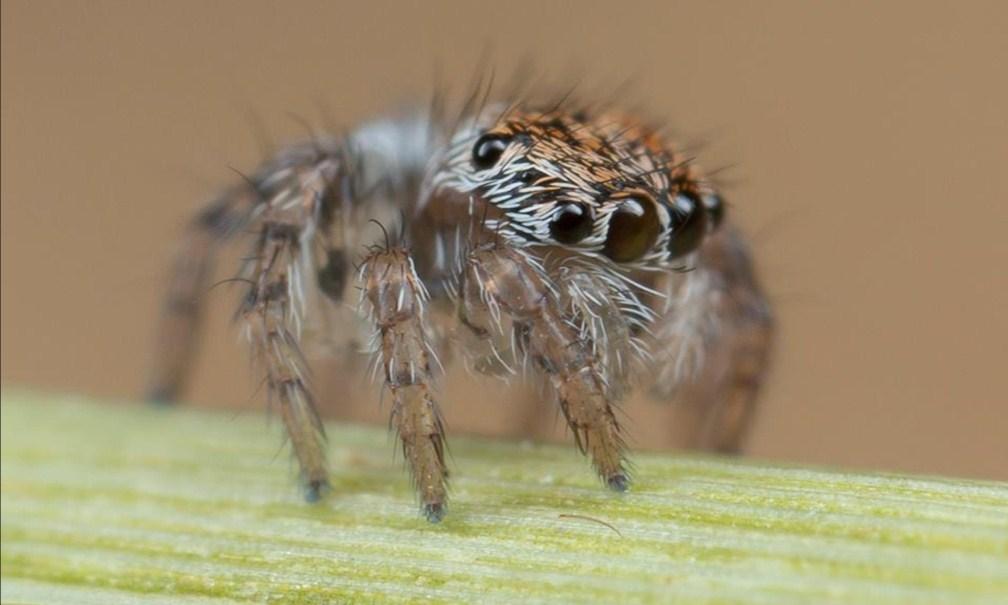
[432,108,723,269]
[148,95,772,522]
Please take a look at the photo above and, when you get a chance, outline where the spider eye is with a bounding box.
[667,191,708,259]
[703,193,724,231]
[550,203,593,244]
[602,196,660,262]
[472,133,510,170]
[518,168,545,184]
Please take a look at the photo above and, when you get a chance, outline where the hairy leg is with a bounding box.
[145,189,255,403]
[650,226,774,453]
[147,115,439,505]
[240,210,332,501]
[147,114,434,405]
[359,247,447,521]
[147,140,344,497]
[555,263,655,404]
[146,137,346,405]
[460,242,629,490]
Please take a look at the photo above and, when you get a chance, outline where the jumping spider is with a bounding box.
[147,93,773,522]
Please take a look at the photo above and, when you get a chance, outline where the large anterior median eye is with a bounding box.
[602,196,660,262]
[667,191,708,259]
[471,133,511,170]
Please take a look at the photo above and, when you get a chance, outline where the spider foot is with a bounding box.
[303,478,331,503]
[606,472,630,493]
[423,501,446,523]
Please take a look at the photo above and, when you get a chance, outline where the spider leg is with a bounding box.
[461,242,629,491]
[555,265,655,405]
[650,226,774,453]
[148,114,438,506]
[148,144,346,500]
[241,212,330,502]
[359,247,447,522]
[146,188,255,403]
[148,114,433,405]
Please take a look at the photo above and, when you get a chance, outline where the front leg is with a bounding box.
[359,247,448,522]
[460,243,629,491]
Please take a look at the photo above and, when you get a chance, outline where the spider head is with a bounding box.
[434,107,723,268]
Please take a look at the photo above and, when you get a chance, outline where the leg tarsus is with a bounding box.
[304,478,331,503]
[423,502,446,523]
[606,472,630,493]
[145,385,179,406]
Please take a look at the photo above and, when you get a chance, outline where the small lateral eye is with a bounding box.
[518,169,544,184]
[472,133,511,170]
[603,196,660,262]
[702,193,724,231]
[549,203,593,244]
[667,191,709,259]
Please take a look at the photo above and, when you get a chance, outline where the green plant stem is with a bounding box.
[1,391,1006,604]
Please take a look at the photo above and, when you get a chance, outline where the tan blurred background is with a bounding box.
[3,1,1006,480]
